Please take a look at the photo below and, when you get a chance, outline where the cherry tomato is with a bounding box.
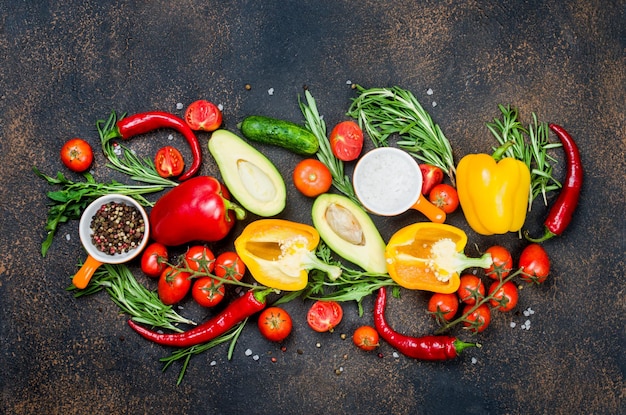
[519,243,550,284]
[329,120,363,161]
[352,325,380,351]
[488,281,519,312]
[157,267,192,305]
[191,277,225,308]
[154,146,184,178]
[60,138,93,173]
[306,300,343,333]
[293,159,332,197]
[456,274,485,305]
[419,164,444,196]
[484,245,513,280]
[140,242,169,278]
[462,304,491,333]
[184,245,215,273]
[214,251,246,281]
[428,183,459,214]
[184,99,222,132]
[427,293,459,322]
[257,306,293,342]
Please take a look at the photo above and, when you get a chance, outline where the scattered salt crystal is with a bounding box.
[426,88,433,95]
[65,234,71,241]
[253,355,260,361]
[527,307,534,315]
[113,146,122,156]
[167,134,174,141]
[210,360,217,366]
[471,357,478,364]
[432,101,437,107]
[245,349,253,356]
[346,80,352,85]
[267,88,274,95]
[176,103,184,110]
[218,103,224,111]
[392,352,399,359]
[510,322,517,328]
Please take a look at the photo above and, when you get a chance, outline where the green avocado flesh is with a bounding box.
[312,193,387,274]
[208,129,286,217]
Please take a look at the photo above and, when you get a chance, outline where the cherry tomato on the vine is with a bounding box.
[519,243,550,284]
[191,277,225,308]
[462,304,491,333]
[214,251,246,281]
[185,99,222,132]
[140,242,169,278]
[484,245,513,280]
[427,292,459,322]
[184,245,215,273]
[257,307,293,342]
[428,183,459,214]
[306,300,343,333]
[329,120,363,161]
[456,274,485,305]
[60,138,93,173]
[154,146,184,178]
[293,159,332,197]
[352,325,380,351]
[419,164,444,196]
[488,281,519,312]
[157,267,192,305]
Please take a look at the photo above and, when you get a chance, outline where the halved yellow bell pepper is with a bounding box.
[456,145,531,235]
[385,223,492,293]
[234,219,342,291]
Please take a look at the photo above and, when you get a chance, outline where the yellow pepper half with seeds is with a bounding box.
[456,144,531,235]
[234,219,342,291]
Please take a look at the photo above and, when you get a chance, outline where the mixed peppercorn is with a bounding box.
[90,201,145,255]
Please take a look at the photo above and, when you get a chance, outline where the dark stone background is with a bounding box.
[1,1,624,414]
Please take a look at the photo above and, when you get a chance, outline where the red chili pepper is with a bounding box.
[526,124,583,242]
[150,176,246,246]
[373,287,476,360]
[128,290,268,347]
[108,111,202,181]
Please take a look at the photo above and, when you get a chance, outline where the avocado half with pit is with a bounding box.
[312,193,387,274]
[208,129,286,217]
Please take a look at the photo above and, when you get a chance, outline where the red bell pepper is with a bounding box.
[149,176,246,246]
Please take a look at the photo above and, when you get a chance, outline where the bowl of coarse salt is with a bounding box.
[352,147,446,222]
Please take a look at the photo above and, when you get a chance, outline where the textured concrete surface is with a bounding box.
[1,1,624,414]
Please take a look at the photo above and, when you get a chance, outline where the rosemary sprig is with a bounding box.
[69,263,196,331]
[98,111,179,187]
[486,105,562,208]
[347,85,456,185]
[299,90,360,205]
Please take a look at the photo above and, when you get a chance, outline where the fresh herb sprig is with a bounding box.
[299,90,360,205]
[347,85,456,185]
[486,105,562,208]
[34,168,165,256]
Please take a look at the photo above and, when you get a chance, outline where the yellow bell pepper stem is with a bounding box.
[385,223,492,293]
[234,219,342,291]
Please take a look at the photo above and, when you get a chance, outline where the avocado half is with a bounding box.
[312,193,387,273]
[208,129,286,217]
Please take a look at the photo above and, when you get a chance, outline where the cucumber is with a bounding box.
[239,115,319,155]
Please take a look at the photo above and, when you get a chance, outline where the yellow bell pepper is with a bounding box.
[456,145,531,235]
[385,223,492,293]
[234,219,342,291]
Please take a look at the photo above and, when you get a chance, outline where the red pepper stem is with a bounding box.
[223,198,246,221]
[491,141,515,161]
[524,228,556,243]
[454,339,480,354]
[252,288,272,303]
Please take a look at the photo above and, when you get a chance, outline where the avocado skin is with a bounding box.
[312,193,387,274]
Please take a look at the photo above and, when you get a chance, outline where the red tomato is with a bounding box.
[519,243,550,284]
[60,138,93,172]
[306,300,343,333]
[154,146,184,178]
[462,304,491,333]
[456,274,485,305]
[214,252,246,281]
[191,277,225,307]
[184,99,222,132]
[184,245,215,273]
[329,121,363,161]
[428,183,459,214]
[157,267,192,305]
[140,242,169,278]
[419,164,444,196]
[257,307,293,342]
[427,293,459,322]
[484,245,513,280]
[352,325,380,351]
[293,159,332,197]
[488,281,519,312]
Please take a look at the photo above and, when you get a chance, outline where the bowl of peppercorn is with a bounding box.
[72,194,150,289]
